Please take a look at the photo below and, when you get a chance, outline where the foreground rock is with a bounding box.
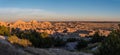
[0,38,93,55]
[0,39,31,55]
[24,47,93,55]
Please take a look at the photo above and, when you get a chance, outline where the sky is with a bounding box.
[0,0,120,22]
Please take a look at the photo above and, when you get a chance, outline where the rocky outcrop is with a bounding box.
[0,38,93,55]
[24,47,93,55]
[0,20,118,36]
[0,39,31,55]
[0,21,7,26]
[9,20,53,30]
[13,20,26,26]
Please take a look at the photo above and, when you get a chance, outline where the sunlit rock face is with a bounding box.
[98,30,111,37]
[0,20,119,37]
[9,20,53,30]
[13,20,26,27]
[10,20,38,30]
[0,21,8,26]
[30,20,38,24]
[40,22,53,28]
[12,20,26,30]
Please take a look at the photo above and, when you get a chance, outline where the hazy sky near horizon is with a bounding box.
[0,0,120,21]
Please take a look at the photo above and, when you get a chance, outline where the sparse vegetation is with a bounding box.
[18,39,32,47]
[40,32,49,38]
[0,26,10,36]
[53,37,66,47]
[118,24,120,28]
[8,35,19,44]
[95,30,120,55]
[8,35,32,47]
[90,32,105,43]
[67,38,78,42]
[76,39,88,50]
[0,21,119,55]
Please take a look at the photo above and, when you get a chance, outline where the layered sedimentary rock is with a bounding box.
[0,20,119,37]
[0,21,8,26]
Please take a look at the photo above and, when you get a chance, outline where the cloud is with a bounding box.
[0,8,61,21]
[0,8,82,21]
[0,8,58,17]
[0,8,119,22]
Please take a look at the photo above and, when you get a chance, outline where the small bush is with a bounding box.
[0,26,10,36]
[67,38,78,42]
[40,32,49,38]
[18,39,32,47]
[8,36,19,44]
[54,37,66,47]
[90,32,105,43]
[8,36,32,47]
[96,30,120,55]
[76,39,88,50]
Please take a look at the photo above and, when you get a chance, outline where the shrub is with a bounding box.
[90,32,105,43]
[40,32,49,38]
[67,38,78,42]
[8,36,32,47]
[40,37,54,48]
[118,24,120,28]
[54,37,66,47]
[0,26,10,36]
[18,39,32,47]
[96,30,120,55]
[28,35,41,47]
[76,39,88,50]
[8,36,19,44]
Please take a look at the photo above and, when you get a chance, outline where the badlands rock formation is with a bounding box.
[9,20,52,30]
[0,20,119,37]
[0,21,8,26]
